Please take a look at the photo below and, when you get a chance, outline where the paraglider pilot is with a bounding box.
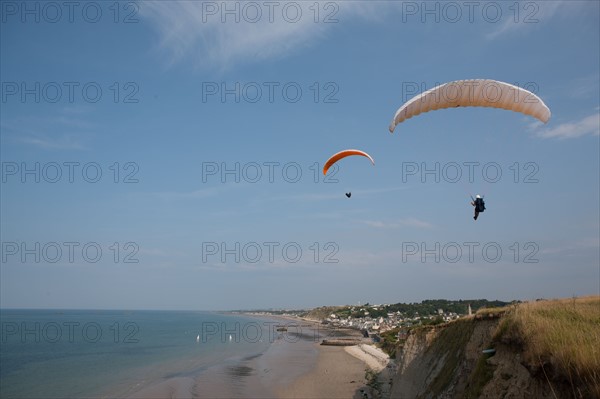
[471,195,485,220]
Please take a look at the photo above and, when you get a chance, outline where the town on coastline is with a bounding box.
[237,299,513,346]
[237,297,599,398]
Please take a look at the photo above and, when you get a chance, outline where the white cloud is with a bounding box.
[363,217,434,229]
[60,105,94,115]
[485,1,586,40]
[566,74,600,99]
[268,186,408,203]
[152,188,219,200]
[2,110,93,150]
[139,1,392,70]
[19,135,86,150]
[531,112,599,140]
[272,192,344,202]
[137,247,170,257]
[539,238,600,256]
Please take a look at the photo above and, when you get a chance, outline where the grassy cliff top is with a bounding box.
[494,296,600,397]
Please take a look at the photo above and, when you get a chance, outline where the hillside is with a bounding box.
[304,306,346,321]
[332,299,512,319]
[387,296,599,399]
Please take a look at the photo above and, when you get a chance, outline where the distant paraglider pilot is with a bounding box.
[322,149,375,201]
[471,195,485,220]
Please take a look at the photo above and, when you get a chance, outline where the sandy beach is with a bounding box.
[261,316,389,398]
[345,344,390,373]
[128,377,197,399]
[277,345,372,399]
[256,316,377,398]
[122,315,388,399]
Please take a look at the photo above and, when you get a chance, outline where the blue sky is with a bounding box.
[1,1,598,310]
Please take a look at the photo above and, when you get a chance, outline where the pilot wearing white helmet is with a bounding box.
[471,195,486,221]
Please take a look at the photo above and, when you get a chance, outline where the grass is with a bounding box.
[464,353,496,398]
[378,327,400,359]
[365,368,381,394]
[493,296,600,398]
[420,318,476,398]
[475,305,511,318]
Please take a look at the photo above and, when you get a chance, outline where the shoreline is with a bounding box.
[120,313,389,398]
[255,313,391,399]
[345,344,390,373]
[277,345,371,399]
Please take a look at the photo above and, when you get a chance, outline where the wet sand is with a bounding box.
[124,317,377,398]
[277,345,370,399]
[128,377,196,398]
[263,317,376,398]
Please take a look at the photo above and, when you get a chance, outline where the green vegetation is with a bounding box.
[464,353,496,398]
[378,327,401,358]
[493,296,600,398]
[333,299,513,319]
[475,304,508,316]
[365,368,381,394]
[420,315,445,326]
[419,318,476,398]
[238,299,515,322]
[303,306,343,320]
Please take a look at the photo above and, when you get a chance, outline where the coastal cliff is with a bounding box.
[390,315,512,398]
[389,297,599,399]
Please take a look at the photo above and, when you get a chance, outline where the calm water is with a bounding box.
[0,309,275,398]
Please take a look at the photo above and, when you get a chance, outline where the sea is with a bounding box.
[0,309,286,398]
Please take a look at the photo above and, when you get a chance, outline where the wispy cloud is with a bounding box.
[61,105,94,115]
[565,74,600,99]
[2,107,93,150]
[273,192,344,202]
[363,218,434,230]
[19,135,86,150]
[137,247,170,257]
[152,188,219,200]
[530,112,599,140]
[486,1,577,40]
[140,1,393,70]
[269,186,409,203]
[301,208,372,221]
[540,238,600,256]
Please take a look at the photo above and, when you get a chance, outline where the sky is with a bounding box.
[1,0,599,310]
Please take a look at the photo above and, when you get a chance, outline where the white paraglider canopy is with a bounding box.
[389,79,551,133]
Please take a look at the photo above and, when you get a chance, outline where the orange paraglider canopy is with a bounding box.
[323,149,375,175]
